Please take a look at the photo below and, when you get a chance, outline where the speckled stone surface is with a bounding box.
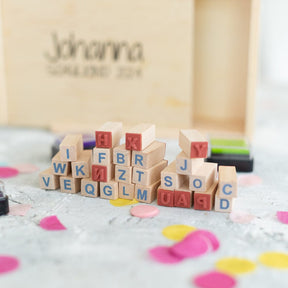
[0,87,288,287]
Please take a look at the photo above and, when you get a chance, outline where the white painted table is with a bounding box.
[1,86,288,288]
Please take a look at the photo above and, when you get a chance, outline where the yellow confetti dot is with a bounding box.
[109,198,138,207]
[259,252,288,269]
[162,224,197,241]
[216,257,256,275]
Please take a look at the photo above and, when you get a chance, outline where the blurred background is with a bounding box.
[260,0,288,86]
[0,0,287,136]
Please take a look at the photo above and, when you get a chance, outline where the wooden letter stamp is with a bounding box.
[214,191,234,213]
[132,141,166,169]
[174,182,193,208]
[39,168,60,190]
[161,161,187,190]
[60,175,81,193]
[189,162,217,192]
[179,129,208,158]
[92,163,114,182]
[81,178,99,198]
[115,165,132,184]
[135,181,160,203]
[132,160,168,186]
[176,151,204,175]
[157,187,174,207]
[118,183,135,200]
[113,144,131,166]
[59,134,83,161]
[72,150,92,178]
[95,122,122,148]
[194,182,218,211]
[93,147,113,166]
[126,123,155,151]
[52,152,71,176]
[218,166,237,198]
[100,180,119,200]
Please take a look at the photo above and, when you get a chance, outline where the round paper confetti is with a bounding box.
[276,211,288,224]
[130,205,159,218]
[193,271,236,288]
[259,252,288,269]
[0,162,8,167]
[238,174,262,186]
[109,198,138,207]
[229,211,255,224]
[12,164,39,174]
[39,215,66,231]
[0,256,20,275]
[162,224,197,241]
[170,233,209,258]
[0,167,19,178]
[216,257,256,275]
[9,204,31,216]
[192,230,220,251]
[148,246,184,264]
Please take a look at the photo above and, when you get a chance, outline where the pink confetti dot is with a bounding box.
[130,205,159,218]
[238,174,262,186]
[148,246,184,264]
[277,211,288,224]
[12,164,39,174]
[0,256,20,275]
[39,215,66,231]
[192,230,220,251]
[9,204,32,216]
[193,271,237,288]
[230,210,255,224]
[170,232,209,258]
[0,167,19,178]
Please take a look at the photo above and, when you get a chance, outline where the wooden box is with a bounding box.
[0,0,260,139]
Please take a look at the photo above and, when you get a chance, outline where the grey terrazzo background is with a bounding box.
[0,86,288,288]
